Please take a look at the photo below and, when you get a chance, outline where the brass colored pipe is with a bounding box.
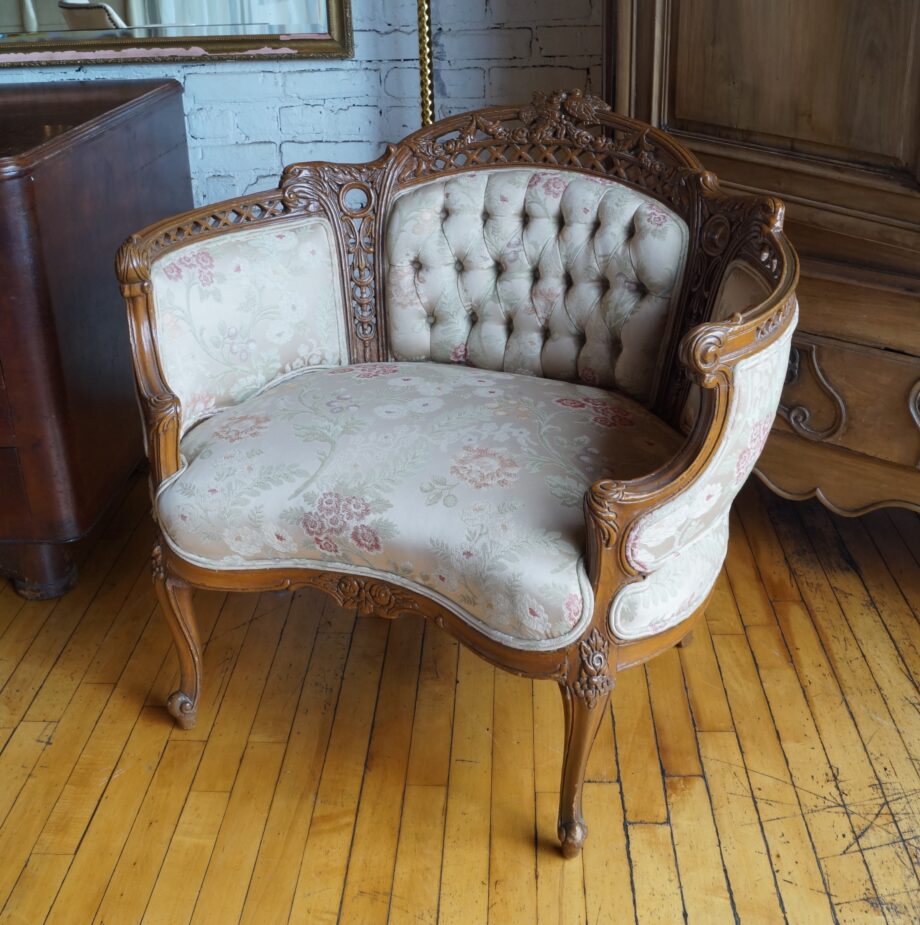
[417,0,435,126]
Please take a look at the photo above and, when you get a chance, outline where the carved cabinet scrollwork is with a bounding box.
[608,0,920,513]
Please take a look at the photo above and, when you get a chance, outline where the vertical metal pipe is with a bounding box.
[417,0,435,126]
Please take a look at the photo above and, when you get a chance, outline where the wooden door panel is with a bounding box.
[672,0,920,174]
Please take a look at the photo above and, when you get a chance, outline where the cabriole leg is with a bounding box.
[557,629,616,858]
[152,545,201,730]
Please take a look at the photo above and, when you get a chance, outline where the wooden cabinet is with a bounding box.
[0,80,192,597]
[608,0,920,513]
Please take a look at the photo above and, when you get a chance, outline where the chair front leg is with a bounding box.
[557,627,616,858]
[152,542,201,730]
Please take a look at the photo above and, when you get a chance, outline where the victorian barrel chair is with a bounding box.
[117,90,798,858]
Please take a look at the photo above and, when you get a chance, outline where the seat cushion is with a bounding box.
[156,363,681,649]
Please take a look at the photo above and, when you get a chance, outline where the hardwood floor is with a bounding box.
[0,476,918,924]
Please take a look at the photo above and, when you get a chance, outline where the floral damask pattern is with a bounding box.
[157,362,681,647]
[384,168,689,403]
[610,310,797,639]
[150,217,349,435]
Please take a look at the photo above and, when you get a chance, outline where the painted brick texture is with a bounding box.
[0,1,601,205]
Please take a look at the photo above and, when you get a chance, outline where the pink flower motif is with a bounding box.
[591,404,635,428]
[233,264,242,273]
[580,367,598,385]
[555,397,587,409]
[529,173,567,199]
[213,414,270,443]
[644,203,670,227]
[198,271,214,287]
[324,513,347,534]
[734,417,773,484]
[356,364,400,378]
[317,491,343,515]
[351,524,381,552]
[450,447,520,489]
[462,549,475,559]
[195,250,214,268]
[315,536,339,553]
[330,366,356,374]
[563,593,583,627]
[341,496,371,521]
[449,343,469,364]
[300,512,325,536]
[163,262,182,281]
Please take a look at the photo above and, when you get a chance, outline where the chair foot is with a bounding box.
[678,630,694,648]
[557,655,614,859]
[166,690,198,730]
[153,543,201,730]
[558,818,588,859]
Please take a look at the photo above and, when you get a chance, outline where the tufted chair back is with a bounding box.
[384,168,689,404]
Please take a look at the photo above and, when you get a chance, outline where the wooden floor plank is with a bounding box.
[737,483,800,602]
[189,741,285,925]
[140,791,228,925]
[713,633,836,925]
[667,775,734,924]
[288,617,390,924]
[44,707,173,925]
[581,782,634,925]
[628,823,684,925]
[724,509,779,627]
[93,740,204,925]
[747,625,884,924]
[0,683,111,908]
[536,790,588,925]
[239,628,351,925]
[389,784,447,925]
[488,671,537,925]
[190,593,288,790]
[678,617,733,732]
[438,646,494,925]
[704,572,744,636]
[0,853,71,925]
[774,600,920,922]
[612,665,667,823]
[0,720,55,827]
[33,612,172,855]
[646,648,701,777]
[863,511,920,617]
[339,616,425,925]
[247,590,320,744]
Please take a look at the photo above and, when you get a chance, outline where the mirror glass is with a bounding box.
[0,0,351,63]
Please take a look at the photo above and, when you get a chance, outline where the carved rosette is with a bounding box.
[312,573,420,618]
[573,628,614,709]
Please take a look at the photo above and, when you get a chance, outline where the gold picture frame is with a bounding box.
[0,0,352,66]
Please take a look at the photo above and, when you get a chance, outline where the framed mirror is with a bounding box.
[0,0,352,65]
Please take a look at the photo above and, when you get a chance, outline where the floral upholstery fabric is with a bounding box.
[150,217,349,435]
[156,362,681,648]
[611,307,797,639]
[384,169,689,403]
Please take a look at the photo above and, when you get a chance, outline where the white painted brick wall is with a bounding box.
[0,0,601,205]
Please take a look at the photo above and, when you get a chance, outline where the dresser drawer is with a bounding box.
[776,333,920,468]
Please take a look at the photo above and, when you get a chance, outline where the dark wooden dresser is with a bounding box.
[0,80,192,598]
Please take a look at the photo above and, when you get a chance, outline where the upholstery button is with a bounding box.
[440,209,449,220]
[470,310,479,323]
[426,315,436,327]
[482,210,490,221]
[533,267,540,282]
[411,258,422,271]
[564,271,573,288]
[454,258,464,273]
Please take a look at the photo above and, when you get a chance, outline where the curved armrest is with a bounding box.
[117,189,353,486]
[584,256,798,645]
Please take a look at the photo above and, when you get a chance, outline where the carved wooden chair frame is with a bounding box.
[117,90,798,857]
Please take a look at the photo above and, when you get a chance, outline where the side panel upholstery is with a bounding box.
[610,308,798,639]
[384,169,689,403]
[149,216,349,435]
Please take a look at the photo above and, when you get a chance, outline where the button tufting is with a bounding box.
[481,210,490,221]
[470,310,479,323]
[454,258,464,273]
[426,315,436,327]
[411,258,422,271]
[564,271,574,288]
